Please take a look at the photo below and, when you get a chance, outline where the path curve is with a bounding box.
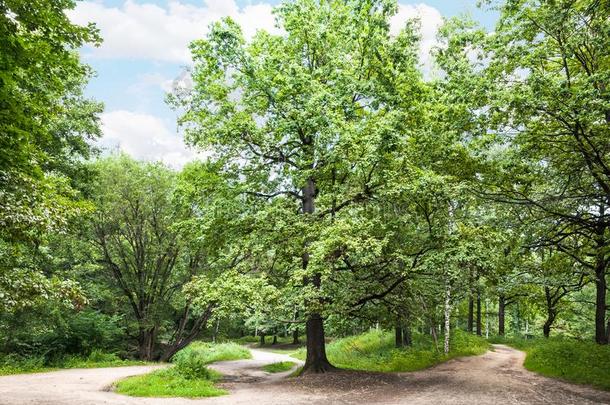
[207,348,303,383]
[0,344,609,404]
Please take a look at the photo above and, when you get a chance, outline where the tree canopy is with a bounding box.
[0,0,609,380]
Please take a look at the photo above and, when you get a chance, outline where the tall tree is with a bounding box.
[483,0,610,343]
[174,0,424,372]
[0,0,101,311]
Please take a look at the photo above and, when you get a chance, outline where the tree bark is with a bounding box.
[467,296,474,333]
[138,326,156,361]
[158,307,212,362]
[476,291,482,336]
[543,318,553,338]
[498,294,506,336]
[260,334,266,346]
[595,228,608,344]
[444,281,452,355]
[303,313,334,372]
[292,327,300,345]
[403,323,412,346]
[301,177,334,373]
[543,287,556,338]
[395,322,403,348]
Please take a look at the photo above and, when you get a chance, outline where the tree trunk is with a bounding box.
[138,327,156,361]
[272,334,278,345]
[444,281,452,355]
[260,334,266,346]
[467,296,474,333]
[430,322,439,352]
[543,319,552,338]
[543,286,555,338]
[302,313,334,373]
[395,322,403,348]
[158,307,213,362]
[301,177,334,372]
[403,323,412,346]
[476,291,482,336]
[212,318,219,343]
[498,294,506,336]
[485,299,490,338]
[595,235,608,344]
[292,327,300,345]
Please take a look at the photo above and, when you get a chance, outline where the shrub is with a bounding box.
[292,329,489,372]
[174,351,213,380]
[173,342,251,365]
[115,367,225,398]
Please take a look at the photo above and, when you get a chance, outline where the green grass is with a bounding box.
[0,350,147,375]
[232,335,303,346]
[115,367,226,398]
[173,341,251,364]
[261,361,296,373]
[492,336,610,390]
[292,329,489,372]
[115,341,252,398]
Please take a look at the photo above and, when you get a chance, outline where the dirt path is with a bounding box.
[0,345,609,404]
[207,348,303,383]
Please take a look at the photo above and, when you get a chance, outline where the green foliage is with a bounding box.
[0,309,125,362]
[261,361,296,373]
[0,0,101,338]
[0,351,146,376]
[173,342,251,366]
[114,367,226,398]
[293,329,489,372]
[2,0,609,382]
[184,271,278,323]
[495,337,610,390]
[115,341,250,398]
[174,352,214,380]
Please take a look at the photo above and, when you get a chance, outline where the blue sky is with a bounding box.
[69,0,497,167]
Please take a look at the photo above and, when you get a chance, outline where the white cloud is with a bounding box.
[128,72,175,93]
[99,110,198,168]
[390,3,444,75]
[68,0,280,63]
[80,2,445,168]
[70,1,442,67]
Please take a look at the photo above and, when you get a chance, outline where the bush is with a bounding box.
[293,329,489,372]
[114,341,248,398]
[86,349,120,364]
[174,351,213,380]
[0,353,47,374]
[115,367,225,398]
[0,308,125,363]
[173,342,251,365]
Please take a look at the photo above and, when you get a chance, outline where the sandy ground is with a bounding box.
[0,345,609,405]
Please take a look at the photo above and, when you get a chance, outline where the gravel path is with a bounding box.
[0,345,609,404]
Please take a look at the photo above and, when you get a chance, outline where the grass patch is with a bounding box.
[173,341,251,365]
[293,329,489,372]
[115,367,226,398]
[0,349,147,375]
[232,335,304,346]
[115,341,252,398]
[262,361,296,373]
[492,336,610,390]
